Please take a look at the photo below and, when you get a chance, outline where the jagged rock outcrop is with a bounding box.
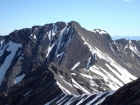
[0,21,140,105]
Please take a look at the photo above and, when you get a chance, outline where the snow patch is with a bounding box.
[66,27,70,34]
[72,78,90,94]
[46,43,56,57]
[56,94,67,104]
[89,65,121,90]
[47,24,57,43]
[15,73,25,84]
[53,24,57,33]
[56,82,71,94]
[93,29,107,35]
[64,95,75,105]
[99,30,107,34]
[62,79,72,87]
[129,44,140,57]
[0,41,22,84]
[0,39,6,56]
[80,73,93,79]
[94,91,115,105]
[86,57,91,69]
[66,29,73,45]
[45,95,59,105]
[55,25,67,55]
[110,62,136,82]
[71,62,80,70]
[71,73,76,76]
[33,35,37,40]
[28,34,37,41]
[23,89,32,96]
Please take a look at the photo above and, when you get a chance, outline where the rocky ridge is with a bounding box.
[0,21,140,104]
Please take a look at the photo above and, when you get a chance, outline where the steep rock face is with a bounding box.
[0,21,95,93]
[0,21,140,104]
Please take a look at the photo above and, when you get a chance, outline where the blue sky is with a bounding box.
[0,0,140,36]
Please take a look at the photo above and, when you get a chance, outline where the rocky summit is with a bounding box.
[0,21,140,105]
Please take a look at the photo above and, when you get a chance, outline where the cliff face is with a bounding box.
[0,21,140,105]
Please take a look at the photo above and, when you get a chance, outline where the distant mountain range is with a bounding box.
[112,36,140,40]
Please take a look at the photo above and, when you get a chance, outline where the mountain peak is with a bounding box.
[0,21,140,105]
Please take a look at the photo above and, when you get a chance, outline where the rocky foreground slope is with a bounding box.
[0,21,140,105]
